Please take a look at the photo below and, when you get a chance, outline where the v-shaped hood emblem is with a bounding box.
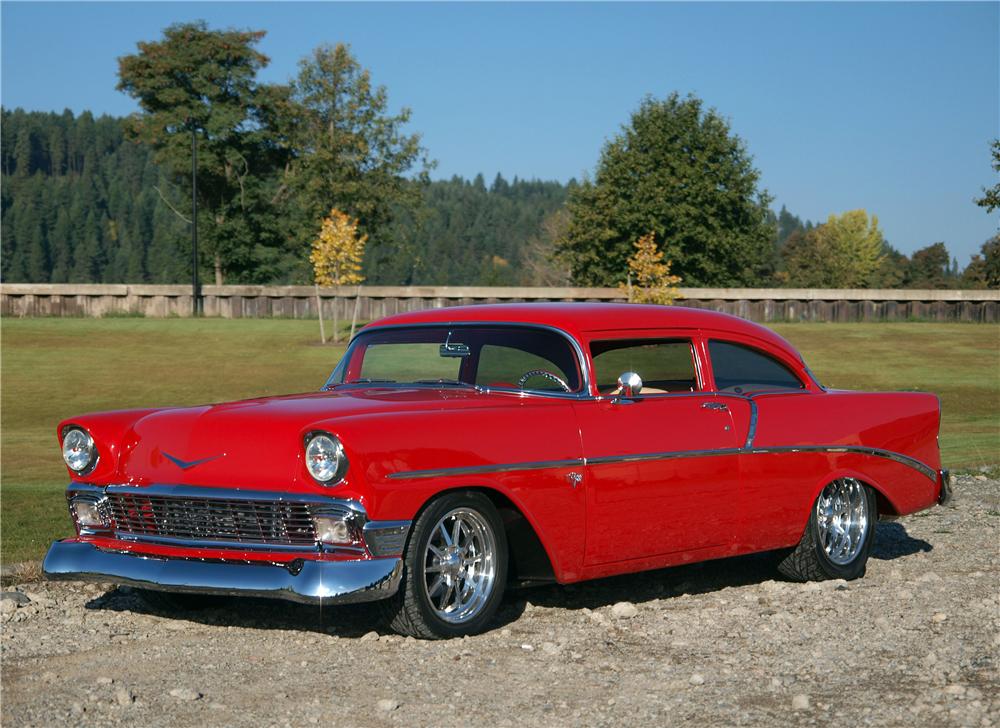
[161,451,225,470]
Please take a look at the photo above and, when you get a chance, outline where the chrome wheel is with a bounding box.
[815,478,870,565]
[421,507,498,624]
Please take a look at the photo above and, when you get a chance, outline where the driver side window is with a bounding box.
[474,344,571,391]
[590,339,698,395]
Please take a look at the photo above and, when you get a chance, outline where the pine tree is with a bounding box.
[13,127,33,177]
[26,223,49,282]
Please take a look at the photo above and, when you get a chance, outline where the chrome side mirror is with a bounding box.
[617,371,643,398]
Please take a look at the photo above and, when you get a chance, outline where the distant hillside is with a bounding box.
[1,109,570,286]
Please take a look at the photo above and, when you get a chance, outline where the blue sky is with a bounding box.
[2,1,997,263]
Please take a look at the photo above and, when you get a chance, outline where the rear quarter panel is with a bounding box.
[740,390,941,552]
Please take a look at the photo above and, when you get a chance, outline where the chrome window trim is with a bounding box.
[705,337,808,393]
[323,322,593,399]
[588,336,704,396]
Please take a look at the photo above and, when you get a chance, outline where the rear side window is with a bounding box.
[590,339,698,394]
[709,340,803,394]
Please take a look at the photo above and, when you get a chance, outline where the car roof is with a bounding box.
[366,302,802,362]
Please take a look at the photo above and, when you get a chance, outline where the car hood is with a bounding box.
[115,386,512,490]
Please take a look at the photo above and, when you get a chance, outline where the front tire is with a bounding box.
[383,491,507,639]
[778,478,876,582]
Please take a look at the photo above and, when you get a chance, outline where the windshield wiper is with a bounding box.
[413,379,484,392]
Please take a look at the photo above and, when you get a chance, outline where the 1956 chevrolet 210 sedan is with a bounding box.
[44,303,951,638]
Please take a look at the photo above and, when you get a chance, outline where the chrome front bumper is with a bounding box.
[43,541,402,605]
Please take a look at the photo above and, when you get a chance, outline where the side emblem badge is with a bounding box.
[566,472,583,488]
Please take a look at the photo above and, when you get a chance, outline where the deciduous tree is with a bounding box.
[558,93,775,287]
[117,22,283,284]
[621,232,681,304]
[961,236,1000,289]
[310,208,366,341]
[279,43,430,280]
[311,208,366,287]
[781,210,885,288]
[974,140,1000,214]
[906,242,952,289]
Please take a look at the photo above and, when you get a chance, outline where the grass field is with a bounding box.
[2,318,997,563]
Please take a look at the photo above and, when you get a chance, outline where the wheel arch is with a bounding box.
[807,467,901,518]
[404,485,558,587]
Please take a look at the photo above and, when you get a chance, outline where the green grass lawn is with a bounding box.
[2,318,997,563]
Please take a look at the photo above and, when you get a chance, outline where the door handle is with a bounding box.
[701,401,728,411]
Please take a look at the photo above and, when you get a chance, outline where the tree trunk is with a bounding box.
[332,291,339,343]
[349,285,362,341]
[315,284,326,344]
[214,254,223,285]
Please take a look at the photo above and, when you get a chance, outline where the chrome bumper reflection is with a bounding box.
[43,541,402,605]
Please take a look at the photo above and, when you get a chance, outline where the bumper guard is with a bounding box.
[43,541,402,605]
[937,469,952,506]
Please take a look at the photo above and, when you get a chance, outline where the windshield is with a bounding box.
[326,325,584,394]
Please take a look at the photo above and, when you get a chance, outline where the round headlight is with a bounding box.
[305,433,348,485]
[62,427,96,474]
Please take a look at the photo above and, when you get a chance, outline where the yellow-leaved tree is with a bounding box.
[812,209,885,288]
[310,208,367,342]
[621,232,682,304]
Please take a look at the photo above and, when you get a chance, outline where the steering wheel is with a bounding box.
[516,369,571,393]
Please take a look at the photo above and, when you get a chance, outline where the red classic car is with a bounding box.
[44,303,951,638]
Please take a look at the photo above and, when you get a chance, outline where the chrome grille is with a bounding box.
[106,493,318,547]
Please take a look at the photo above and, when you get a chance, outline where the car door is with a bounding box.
[704,336,818,553]
[573,333,750,566]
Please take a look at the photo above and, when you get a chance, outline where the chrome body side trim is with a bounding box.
[387,458,584,480]
[388,444,937,482]
[43,541,401,605]
[747,446,937,482]
[362,520,412,557]
[585,449,742,466]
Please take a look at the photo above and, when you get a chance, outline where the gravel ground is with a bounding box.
[2,474,997,727]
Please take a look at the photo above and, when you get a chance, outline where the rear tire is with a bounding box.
[382,491,507,639]
[778,478,876,582]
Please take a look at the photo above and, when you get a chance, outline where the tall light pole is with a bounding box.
[190,121,201,316]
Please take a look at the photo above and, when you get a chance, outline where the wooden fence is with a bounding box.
[1,283,997,322]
